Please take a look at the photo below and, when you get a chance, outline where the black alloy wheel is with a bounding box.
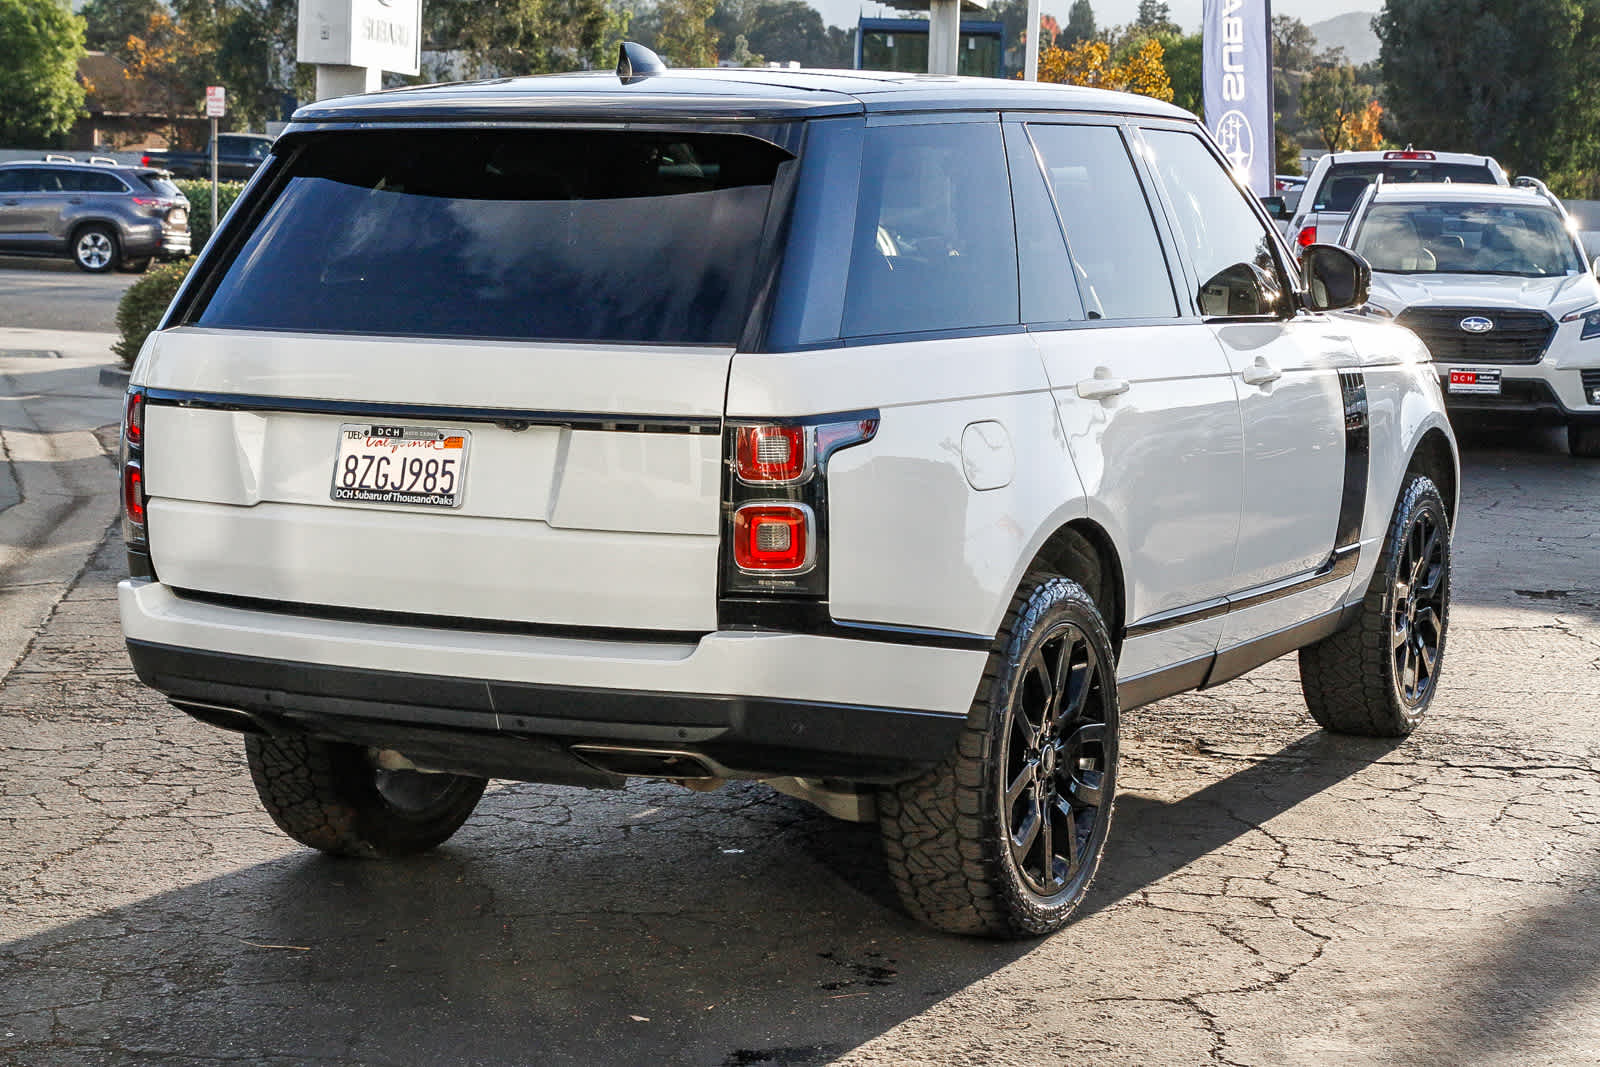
[879,575,1120,937]
[1000,619,1112,898]
[1391,506,1447,707]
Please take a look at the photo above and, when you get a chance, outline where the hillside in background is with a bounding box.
[1310,10,1380,65]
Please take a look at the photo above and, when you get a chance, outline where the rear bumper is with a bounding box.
[120,580,984,783]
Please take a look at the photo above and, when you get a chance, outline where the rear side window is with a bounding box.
[0,171,21,193]
[136,172,182,198]
[195,130,789,345]
[1027,123,1178,320]
[840,121,1018,338]
[76,171,128,193]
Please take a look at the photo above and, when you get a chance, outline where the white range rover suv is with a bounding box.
[119,48,1459,938]
[1341,179,1600,457]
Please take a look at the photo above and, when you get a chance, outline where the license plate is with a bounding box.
[1447,368,1501,395]
[168,207,188,228]
[330,424,470,508]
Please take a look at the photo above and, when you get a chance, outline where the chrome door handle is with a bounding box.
[1240,359,1282,386]
[1076,375,1131,400]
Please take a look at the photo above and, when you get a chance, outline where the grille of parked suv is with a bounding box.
[1396,308,1555,365]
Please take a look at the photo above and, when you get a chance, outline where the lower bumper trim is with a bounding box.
[127,639,966,784]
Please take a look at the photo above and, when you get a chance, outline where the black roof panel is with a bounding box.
[288,67,1195,126]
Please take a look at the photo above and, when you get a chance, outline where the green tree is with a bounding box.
[426,0,620,76]
[1271,13,1317,70]
[79,0,161,55]
[1135,0,1178,34]
[1160,31,1201,115]
[657,0,717,66]
[1063,0,1096,43]
[0,0,86,146]
[1301,63,1372,150]
[1377,0,1600,190]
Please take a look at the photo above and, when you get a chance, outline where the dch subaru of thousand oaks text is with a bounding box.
[118,47,1459,938]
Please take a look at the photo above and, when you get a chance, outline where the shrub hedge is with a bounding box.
[113,258,195,368]
[172,179,246,250]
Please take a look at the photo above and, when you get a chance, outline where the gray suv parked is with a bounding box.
[0,159,191,273]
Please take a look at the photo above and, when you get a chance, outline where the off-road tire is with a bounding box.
[879,574,1119,938]
[1569,422,1600,459]
[245,733,487,858]
[72,224,119,273]
[1300,474,1451,737]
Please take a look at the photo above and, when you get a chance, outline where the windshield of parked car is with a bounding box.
[196,129,788,345]
[1312,161,1497,212]
[1354,201,1585,276]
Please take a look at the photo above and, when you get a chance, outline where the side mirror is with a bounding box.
[1259,195,1290,221]
[1301,244,1371,312]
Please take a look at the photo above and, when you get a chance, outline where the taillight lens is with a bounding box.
[120,389,148,550]
[1296,226,1317,248]
[719,414,878,610]
[733,504,813,572]
[735,425,810,483]
[123,388,144,446]
[122,462,145,526]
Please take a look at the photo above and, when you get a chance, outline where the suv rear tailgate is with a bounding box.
[140,328,728,631]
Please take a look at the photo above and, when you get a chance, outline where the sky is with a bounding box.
[827,0,1373,34]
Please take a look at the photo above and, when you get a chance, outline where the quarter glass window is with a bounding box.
[841,121,1018,337]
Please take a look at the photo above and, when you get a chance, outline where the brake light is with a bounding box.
[123,388,143,446]
[122,463,145,526]
[1296,225,1317,248]
[140,155,151,166]
[719,414,878,609]
[733,504,813,572]
[1384,150,1436,160]
[735,425,810,483]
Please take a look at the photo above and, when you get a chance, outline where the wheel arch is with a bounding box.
[1405,426,1459,528]
[1020,518,1126,657]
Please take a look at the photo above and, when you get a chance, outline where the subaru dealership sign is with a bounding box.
[1202,0,1272,196]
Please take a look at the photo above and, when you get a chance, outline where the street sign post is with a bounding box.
[205,87,226,236]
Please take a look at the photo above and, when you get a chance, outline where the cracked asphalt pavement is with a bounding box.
[1,418,1597,1066]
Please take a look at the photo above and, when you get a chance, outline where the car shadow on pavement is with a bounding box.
[0,726,1416,1067]
[1086,729,1405,918]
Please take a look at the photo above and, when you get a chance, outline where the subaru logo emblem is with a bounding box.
[1460,316,1495,334]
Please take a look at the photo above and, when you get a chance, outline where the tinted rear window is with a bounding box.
[137,171,182,198]
[196,130,788,345]
[1313,161,1497,212]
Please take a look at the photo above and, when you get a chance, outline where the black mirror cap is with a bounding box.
[1259,194,1289,220]
[1301,244,1371,312]
[617,42,667,84]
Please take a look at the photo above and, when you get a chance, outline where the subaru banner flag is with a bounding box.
[1202,0,1273,196]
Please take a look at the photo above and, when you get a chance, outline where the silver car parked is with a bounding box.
[0,158,191,273]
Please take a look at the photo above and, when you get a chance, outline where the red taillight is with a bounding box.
[1296,225,1317,248]
[735,426,809,483]
[122,462,145,526]
[124,389,144,446]
[733,504,812,572]
[140,155,151,166]
[1383,150,1435,160]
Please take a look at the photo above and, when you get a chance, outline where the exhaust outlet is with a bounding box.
[569,744,725,786]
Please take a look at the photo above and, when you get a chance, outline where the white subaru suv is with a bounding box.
[119,48,1459,938]
[1342,179,1600,457]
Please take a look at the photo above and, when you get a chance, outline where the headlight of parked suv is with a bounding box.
[1561,305,1600,339]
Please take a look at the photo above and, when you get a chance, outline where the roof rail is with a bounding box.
[1512,175,1563,211]
[88,155,118,166]
[43,153,75,163]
